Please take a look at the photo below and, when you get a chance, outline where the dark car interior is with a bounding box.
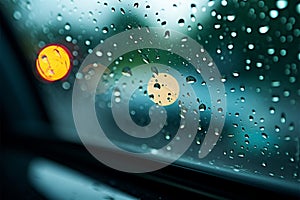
[1,0,300,199]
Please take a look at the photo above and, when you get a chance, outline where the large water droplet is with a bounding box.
[178,19,185,27]
[276,0,288,9]
[122,66,132,77]
[186,76,196,84]
[199,103,206,111]
[269,10,279,18]
[258,26,269,34]
[227,15,236,21]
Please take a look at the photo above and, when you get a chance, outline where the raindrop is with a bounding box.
[269,107,276,114]
[275,126,280,132]
[133,2,139,8]
[197,23,203,30]
[258,26,269,34]
[62,82,71,90]
[165,134,171,140]
[120,8,126,15]
[271,80,281,87]
[272,96,280,103]
[151,66,159,75]
[142,55,150,64]
[186,76,196,84]
[227,15,236,21]
[238,153,245,158]
[65,36,72,42]
[113,88,121,96]
[232,72,240,77]
[153,83,161,89]
[268,48,275,55]
[283,90,290,97]
[280,113,286,123]
[164,30,170,39]
[115,97,121,103]
[13,11,22,20]
[269,10,279,18]
[248,43,255,50]
[214,24,221,29]
[231,31,237,37]
[102,27,108,34]
[122,66,132,77]
[64,23,71,31]
[199,103,206,111]
[221,0,228,6]
[85,40,91,46]
[179,37,188,44]
[191,3,197,13]
[178,19,185,27]
[262,133,268,139]
[95,50,103,57]
[57,13,63,21]
[288,123,295,131]
[276,0,288,9]
[76,72,83,80]
[284,136,291,141]
[190,14,196,22]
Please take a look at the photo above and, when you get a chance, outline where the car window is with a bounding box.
[1,0,299,194]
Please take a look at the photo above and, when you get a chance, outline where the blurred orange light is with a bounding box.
[36,44,71,82]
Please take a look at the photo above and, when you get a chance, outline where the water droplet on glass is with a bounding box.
[269,10,279,18]
[280,113,286,123]
[64,23,71,31]
[268,48,275,55]
[262,133,268,139]
[62,82,71,90]
[178,19,185,27]
[199,103,206,111]
[153,83,161,89]
[271,80,281,87]
[288,123,295,131]
[186,76,196,84]
[142,55,150,64]
[248,43,255,50]
[133,2,139,8]
[151,66,159,75]
[120,8,126,15]
[102,27,108,34]
[164,30,170,39]
[276,0,288,9]
[96,50,103,57]
[258,26,269,34]
[113,88,121,97]
[269,107,276,114]
[232,72,240,77]
[181,37,188,43]
[272,96,280,103]
[85,40,91,46]
[227,15,236,21]
[57,13,63,21]
[122,66,132,77]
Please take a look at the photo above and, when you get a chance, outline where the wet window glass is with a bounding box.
[1,0,299,194]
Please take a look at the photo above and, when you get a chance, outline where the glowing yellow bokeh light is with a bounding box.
[36,44,71,82]
[147,73,180,106]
